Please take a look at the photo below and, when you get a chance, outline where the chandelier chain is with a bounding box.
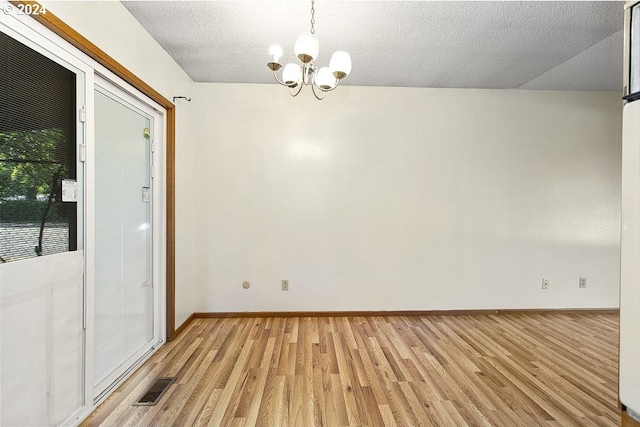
[310,0,315,34]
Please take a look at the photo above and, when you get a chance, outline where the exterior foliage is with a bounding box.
[0,128,68,201]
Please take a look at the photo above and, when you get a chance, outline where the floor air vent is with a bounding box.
[133,377,176,406]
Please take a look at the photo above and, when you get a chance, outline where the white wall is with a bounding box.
[193,84,621,312]
[38,3,623,316]
[48,1,196,327]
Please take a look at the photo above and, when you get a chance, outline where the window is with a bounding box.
[0,31,77,263]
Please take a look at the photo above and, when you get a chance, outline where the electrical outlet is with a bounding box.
[579,277,587,288]
[281,279,289,291]
[542,279,549,290]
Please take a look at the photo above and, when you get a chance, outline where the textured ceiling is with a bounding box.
[122,1,624,91]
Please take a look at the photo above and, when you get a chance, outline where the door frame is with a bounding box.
[20,1,178,341]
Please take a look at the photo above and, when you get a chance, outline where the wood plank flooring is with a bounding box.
[81,312,619,427]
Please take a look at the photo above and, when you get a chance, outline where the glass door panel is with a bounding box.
[93,84,153,397]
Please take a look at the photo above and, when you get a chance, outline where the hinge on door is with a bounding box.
[79,105,86,123]
[79,145,86,162]
[151,139,155,153]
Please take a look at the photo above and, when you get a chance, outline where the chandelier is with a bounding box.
[267,0,351,100]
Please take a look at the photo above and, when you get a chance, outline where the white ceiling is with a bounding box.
[122,1,624,91]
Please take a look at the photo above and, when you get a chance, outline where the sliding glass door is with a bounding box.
[93,79,159,400]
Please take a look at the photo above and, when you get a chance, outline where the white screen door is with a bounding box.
[0,27,86,425]
[93,79,159,399]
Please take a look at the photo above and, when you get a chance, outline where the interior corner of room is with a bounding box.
[0,1,637,426]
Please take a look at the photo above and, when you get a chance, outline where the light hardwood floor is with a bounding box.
[81,312,619,427]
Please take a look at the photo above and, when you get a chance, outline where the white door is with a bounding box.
[92,78,162,400]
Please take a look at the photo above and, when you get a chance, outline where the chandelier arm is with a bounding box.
[272,70,294,87]
[290,84,304,97]
[320,78,341,93]
[309,72,340,98]
[310,82,326,100]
